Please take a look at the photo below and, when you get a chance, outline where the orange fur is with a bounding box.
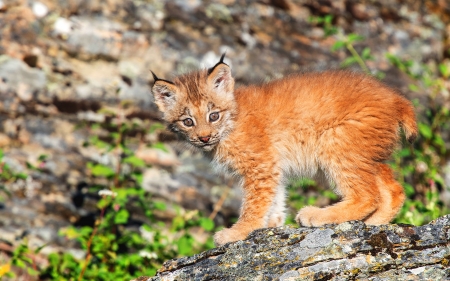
[151,59,417,246]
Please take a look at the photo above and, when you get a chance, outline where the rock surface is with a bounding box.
[137,215,450,281]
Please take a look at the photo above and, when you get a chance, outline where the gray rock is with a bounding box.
[57,16,149,61]
[0,57,46,100]
[136,216,450,281]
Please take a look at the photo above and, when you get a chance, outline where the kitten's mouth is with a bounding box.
[197,140,219,150]
[202,141,218,147]
[190,139,220,150]
[203,143,215,147]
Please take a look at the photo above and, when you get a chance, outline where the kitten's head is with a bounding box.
[151,54,237,151]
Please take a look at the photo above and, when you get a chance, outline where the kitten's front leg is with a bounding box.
[214,169,279,246]
[213,225,249,246]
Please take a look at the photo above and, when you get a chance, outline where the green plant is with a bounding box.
[0,240,44,280]
[310,15,384,79]
[36,99,217,279]
[308,15,337,37]
[0,149,27,204]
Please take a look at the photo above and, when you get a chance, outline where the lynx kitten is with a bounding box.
[151,54,417,246]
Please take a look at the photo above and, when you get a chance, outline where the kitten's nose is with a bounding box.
[198,136,211,143]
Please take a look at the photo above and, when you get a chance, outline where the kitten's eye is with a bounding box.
[209,112,219,122]
[183,118,194,127]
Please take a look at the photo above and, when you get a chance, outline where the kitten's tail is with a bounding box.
[397,96,418,143]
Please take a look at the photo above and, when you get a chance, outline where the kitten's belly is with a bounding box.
[276,142,319,178]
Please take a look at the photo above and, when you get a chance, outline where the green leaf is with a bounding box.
[323,14,333,24]
[79,226,93,238]
[89,136,110,149]
[322,190,338,200]
[172,216,185,231]
[439,63,449,78]
[47,253,60,266]
[115,189,130,203]
[308,16,323,24]
[408,84,419,92]
[132,172,144,185]
[151,142,168,152]
[91,123,101,130]
[91,164,115,178]
[16,173,28,180]
[324,26,337,37]
[34,243,48,254]
[411,98,420,108]
[149,122,165,134]
[403,183,415,197]
[145,209,153,219]
[307,196,317,205]
[123,155,146,168]
[374,71,386,80]
[176,236,194,256]
[331,41,345,51]
[385,53,397,61]
[0,149,3,160]
[199,217,215,231]
[433,134,446,153]
[153,201,166,211]
[398,148,411,158]
[38,154,48,161]
[361,47,372,60]
[347,33,364,43]
[97,197,111,209]
[14,259,25,268]
[27,267,39,276]
[110,132,120,141]
[145,268,157,277]
[114,209,129,224]
[341,56,358,67]
[418,123,432,139]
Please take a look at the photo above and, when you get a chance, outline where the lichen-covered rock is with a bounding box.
[135,215,450,281]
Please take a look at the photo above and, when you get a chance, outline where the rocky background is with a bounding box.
[0,0,450,279]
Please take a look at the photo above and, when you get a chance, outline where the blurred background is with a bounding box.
[0,0,449,279]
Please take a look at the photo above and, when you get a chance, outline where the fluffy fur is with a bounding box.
[151,58,417,246]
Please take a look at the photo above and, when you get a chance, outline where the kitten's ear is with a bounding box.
[207,54,234,96]
[151,71,177,113]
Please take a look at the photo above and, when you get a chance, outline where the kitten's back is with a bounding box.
[234,70,413,127]
[232,70,416,161]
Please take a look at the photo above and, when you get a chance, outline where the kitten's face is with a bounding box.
[151,61,237,151]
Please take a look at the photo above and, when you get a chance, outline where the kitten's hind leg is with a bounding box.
[296,168,380,227]
[267,183,286,228]
[363,163,405,225]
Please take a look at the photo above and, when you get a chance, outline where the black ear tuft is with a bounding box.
[151,70,159,82]
[208,52,229,75]
[150,70,175,85]
[219,52,226,64]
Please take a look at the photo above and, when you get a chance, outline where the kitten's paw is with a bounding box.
[267,213,285,228]
[214,227,249,246]
[295,206,322,227]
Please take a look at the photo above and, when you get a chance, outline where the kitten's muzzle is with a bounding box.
[198,136,211,143]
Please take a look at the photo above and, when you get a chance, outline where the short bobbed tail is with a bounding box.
[397,96,418,143]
